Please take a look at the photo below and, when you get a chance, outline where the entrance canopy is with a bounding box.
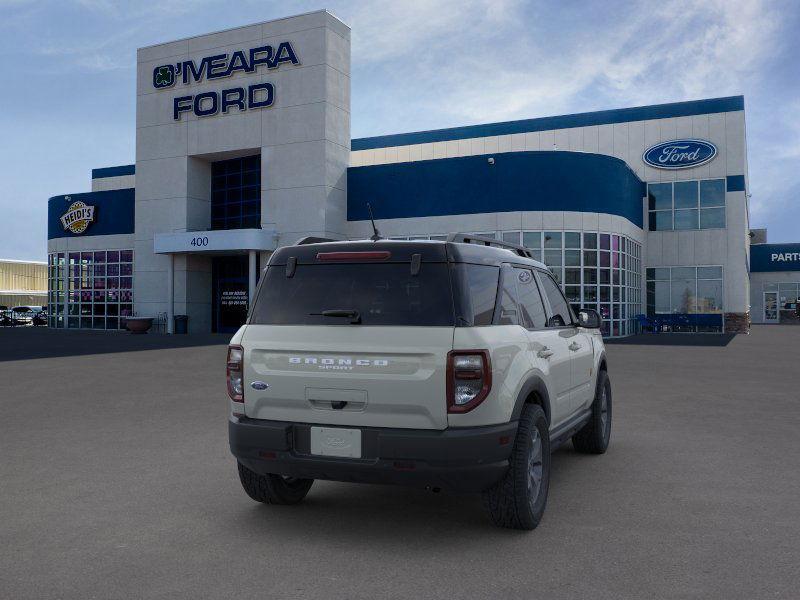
[153,228,277,255]
[153,228,276,333]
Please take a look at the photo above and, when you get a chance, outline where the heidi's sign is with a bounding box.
[60,199,95,234]
[643,140,717,170]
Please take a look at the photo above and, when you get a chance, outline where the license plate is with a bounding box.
[310,427,362,458]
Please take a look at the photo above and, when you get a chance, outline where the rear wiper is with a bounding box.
[310,309,362,324]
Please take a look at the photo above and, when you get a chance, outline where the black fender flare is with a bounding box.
[511,375,552,425]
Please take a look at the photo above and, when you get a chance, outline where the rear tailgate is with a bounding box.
[242,242,457,429]
[241,325,453,429]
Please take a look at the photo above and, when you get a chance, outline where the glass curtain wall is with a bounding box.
[47,250,134,329]
[763,282,800,324]
[390,231,641,338]
[211,155,261,230]
[647,179,726,231]
[646,266,724,331]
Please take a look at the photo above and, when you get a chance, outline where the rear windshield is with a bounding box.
[250,263,455,326]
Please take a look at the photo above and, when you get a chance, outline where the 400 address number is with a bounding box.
[190,236,209,248]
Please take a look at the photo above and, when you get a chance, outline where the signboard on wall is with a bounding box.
[751,244,800,272]
[59,199,95,234]
[152,41,300,121]
[643,139,717,170]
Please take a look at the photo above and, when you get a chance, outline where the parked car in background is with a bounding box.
[10,306,44,326]
[32,307,48,326]
[0,306,10,327]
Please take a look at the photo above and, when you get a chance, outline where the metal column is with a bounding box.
[167,254,174,334]
[248,250,257,307]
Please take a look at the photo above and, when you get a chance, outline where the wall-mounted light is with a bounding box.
[487,157,495,165]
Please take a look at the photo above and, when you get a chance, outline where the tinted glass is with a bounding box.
[699,207,725,229]
[502,231,520,245]
[674,209,698,230]
[514,268,547,329]
[544,232,562,249]
[648,183,672,210]
[523,232,541,250]
[674,181,699,208]
[671,278,697,313]
[496,267,520,326]
[697,280,723,312]
[455,264,499,326]
[700,179,726,207]
[564,232,581,248]
[650,211,673,231]
[250,263,454,326]
[539,272,573,326]
[697,266,723,279]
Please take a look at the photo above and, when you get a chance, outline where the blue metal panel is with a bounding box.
[726,175,746,192]
[48,189,135,239]
[91,165,135,179]
[352,96,745,151]
[750,244,800,272]
[347,151,645,228]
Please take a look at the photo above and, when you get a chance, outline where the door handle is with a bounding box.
[569,342,581,351]
[537,347,554,359]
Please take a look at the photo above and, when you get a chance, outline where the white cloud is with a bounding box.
[353,0,781,125]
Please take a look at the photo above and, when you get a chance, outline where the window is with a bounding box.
[250,263,455,326]
[507,229,641,337]
[496,266,520,326]
[48,250,134,330]
[647,179,726,231]
[646,266,723,332]
[538,272,572,327]
[514,268,547,329]
[211,155,261,230]
[454,264,499,326]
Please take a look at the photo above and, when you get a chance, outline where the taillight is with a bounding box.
[227,345,244,402]
[447,350,491,413]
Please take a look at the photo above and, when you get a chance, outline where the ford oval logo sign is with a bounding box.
[642,139,717,170]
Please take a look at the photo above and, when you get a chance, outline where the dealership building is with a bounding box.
[45,10,799,336]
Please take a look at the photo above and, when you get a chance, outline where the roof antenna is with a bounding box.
[366,202,382,241]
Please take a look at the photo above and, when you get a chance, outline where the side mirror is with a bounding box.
[577,308,602,329]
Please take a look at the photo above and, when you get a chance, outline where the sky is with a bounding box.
[1,0,799,261]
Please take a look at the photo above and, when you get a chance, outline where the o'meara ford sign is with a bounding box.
[643,139,717,170]
[152,41,300,121]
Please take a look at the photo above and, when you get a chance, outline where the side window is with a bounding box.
[464,265,499,326]
[496,266,519,326]
[538,272,573,327]
[514,268,547,329]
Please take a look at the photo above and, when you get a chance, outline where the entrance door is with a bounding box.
[764,292,779,323]
[212,256,250,333]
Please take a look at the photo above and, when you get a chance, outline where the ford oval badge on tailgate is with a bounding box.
[250,381,269,390]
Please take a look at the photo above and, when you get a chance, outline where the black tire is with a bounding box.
[237,462,314,505]
[483,404,551,530]
[572,369,612,454]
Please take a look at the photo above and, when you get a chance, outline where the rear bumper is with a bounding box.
[229,416,517,493]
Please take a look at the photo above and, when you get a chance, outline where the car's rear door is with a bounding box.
[514,266,573,428]
[240,249,454,430]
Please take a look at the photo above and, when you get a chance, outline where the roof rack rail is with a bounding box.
[446,233,534,259]
[295,236,337,245]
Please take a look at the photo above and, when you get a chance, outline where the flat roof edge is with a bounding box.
[352,96,745,151]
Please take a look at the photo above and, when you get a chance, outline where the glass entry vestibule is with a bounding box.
[762,283,800,324]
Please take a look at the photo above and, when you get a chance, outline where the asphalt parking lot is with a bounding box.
[1,326,798,599]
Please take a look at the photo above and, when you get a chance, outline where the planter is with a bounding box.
[125,317,154,334]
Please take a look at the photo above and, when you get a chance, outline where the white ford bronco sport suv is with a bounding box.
[228,234,611,530]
